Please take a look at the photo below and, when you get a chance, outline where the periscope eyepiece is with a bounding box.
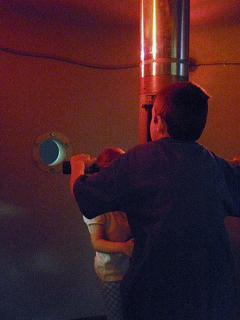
[62,161,100,175]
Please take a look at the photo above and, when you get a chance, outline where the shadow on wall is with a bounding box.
[0,200,106,320]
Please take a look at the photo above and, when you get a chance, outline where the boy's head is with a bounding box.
[96,148,125,169]
[151,82,209,142]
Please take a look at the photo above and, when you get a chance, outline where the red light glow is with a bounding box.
[152,0,157,76]
[140,0,145,77]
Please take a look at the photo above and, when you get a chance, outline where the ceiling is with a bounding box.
[2,0,240,27]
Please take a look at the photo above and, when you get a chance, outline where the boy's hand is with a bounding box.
[70,154,94,195]
[71,153,91,165]
[228,155,240,166]
[70,154,97,173]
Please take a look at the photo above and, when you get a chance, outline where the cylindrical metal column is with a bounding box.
[139,0,190,143]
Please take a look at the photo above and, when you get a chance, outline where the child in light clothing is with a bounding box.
[83,148,133,320]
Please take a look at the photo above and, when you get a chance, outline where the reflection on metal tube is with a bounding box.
[139,0,190,143]
[171,0,190,78]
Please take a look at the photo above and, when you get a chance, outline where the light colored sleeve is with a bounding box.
[83,214,106,229]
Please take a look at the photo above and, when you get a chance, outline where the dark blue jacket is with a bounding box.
[74,138,240,320]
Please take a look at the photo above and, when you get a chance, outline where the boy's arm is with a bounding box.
[224,155,240,217]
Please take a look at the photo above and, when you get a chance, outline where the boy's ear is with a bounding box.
[157,115,169,135]
[153,115,158,124]
[154,114,163,127]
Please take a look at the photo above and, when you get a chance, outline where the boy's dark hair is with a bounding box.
[156,82,209,141]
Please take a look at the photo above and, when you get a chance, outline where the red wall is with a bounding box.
[0,2,239,319]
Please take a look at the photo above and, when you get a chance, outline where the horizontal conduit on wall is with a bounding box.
[1,47,240,70]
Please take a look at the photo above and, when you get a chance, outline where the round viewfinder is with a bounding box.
[33,132,71,173]
[39,139,65,166]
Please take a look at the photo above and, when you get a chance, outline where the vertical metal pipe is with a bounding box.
[139,0,190,143]
[171,0,190,79]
